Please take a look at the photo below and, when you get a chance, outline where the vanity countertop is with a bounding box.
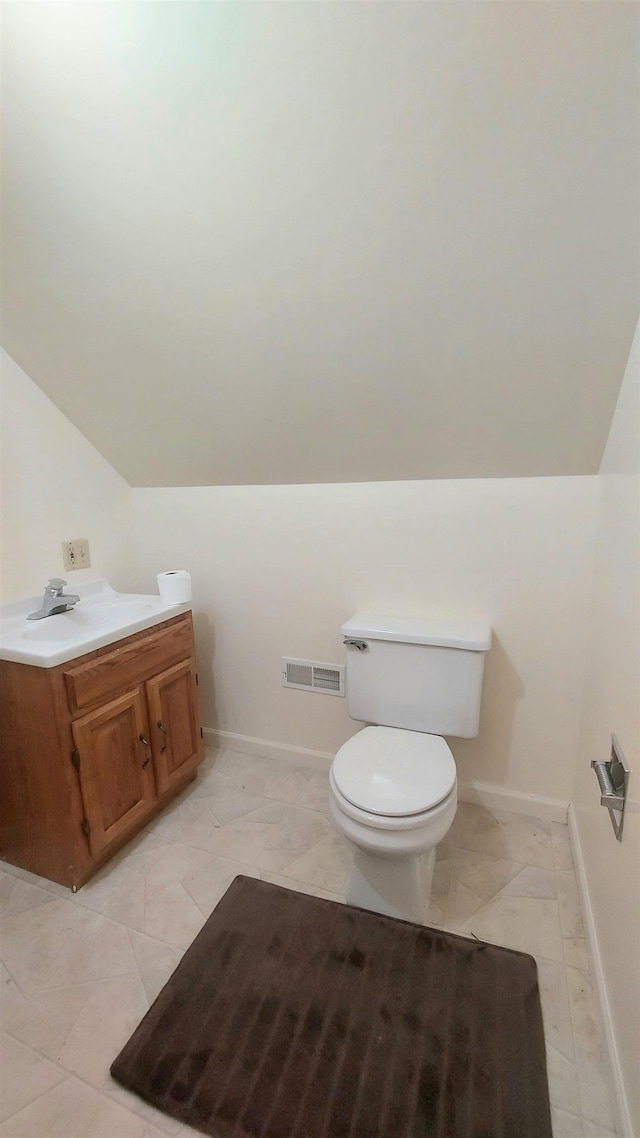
[0,578,191,668]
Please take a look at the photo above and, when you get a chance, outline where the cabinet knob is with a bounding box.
[139,734,150,747]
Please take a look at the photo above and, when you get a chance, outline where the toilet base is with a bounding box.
[346,846,436,924]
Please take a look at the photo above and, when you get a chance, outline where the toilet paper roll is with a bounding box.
[157,570,192,605]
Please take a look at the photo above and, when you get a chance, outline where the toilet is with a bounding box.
[330,613,491,924]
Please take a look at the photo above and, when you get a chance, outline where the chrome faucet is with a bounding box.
[27,578,81,620]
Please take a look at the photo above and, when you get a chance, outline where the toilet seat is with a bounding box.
[329,767,457,834]
[332,726,456,817]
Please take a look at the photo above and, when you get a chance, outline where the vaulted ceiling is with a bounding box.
[1,1,638,487]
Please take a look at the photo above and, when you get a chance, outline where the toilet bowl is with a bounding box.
[333,612,490,923]
[330,725,458,923]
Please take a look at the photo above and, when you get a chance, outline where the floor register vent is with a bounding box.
[282,658,345,697]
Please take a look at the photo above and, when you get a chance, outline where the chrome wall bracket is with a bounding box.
[591,734,630,841]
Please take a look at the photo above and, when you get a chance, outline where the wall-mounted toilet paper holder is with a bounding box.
[591,734,630,841]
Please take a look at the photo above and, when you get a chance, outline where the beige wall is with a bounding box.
[132,475,597,804]
[0,350,138,602]
[572,324,639,1136]
[3,2,637,488]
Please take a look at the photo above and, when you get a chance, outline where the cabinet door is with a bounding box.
[146,658,204,796]
[72,689,156,858]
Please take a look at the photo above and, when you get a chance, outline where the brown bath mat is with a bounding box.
[111,876,552,1138]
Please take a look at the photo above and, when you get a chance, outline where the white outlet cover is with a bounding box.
[62,539,91,571]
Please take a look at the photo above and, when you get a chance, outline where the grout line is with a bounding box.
[125,926,151,1010]
[0,1054,72,1127]
[0,956,30,1005]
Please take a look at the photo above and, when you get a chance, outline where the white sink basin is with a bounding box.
[0,580,191,668]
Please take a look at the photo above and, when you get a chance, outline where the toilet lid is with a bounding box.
[333,726,456,817]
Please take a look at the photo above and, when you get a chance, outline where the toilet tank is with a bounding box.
[342,614,492,738]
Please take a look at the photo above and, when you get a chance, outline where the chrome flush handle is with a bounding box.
[343,638,368,651]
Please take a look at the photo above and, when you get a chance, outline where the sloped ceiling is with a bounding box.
[1,1,638,487]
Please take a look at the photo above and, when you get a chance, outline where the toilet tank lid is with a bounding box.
[342,614,492,651]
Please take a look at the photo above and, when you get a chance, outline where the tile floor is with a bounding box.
[0,746,619,1138]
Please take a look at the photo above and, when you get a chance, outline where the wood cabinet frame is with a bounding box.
[0,612,204,890]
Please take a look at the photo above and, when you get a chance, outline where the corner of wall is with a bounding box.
[1,350,138,602]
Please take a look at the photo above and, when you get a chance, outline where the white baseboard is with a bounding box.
[568,804,632,1138]
[202,728,333,773]
[204,728,569,821]
[457,779,569,824]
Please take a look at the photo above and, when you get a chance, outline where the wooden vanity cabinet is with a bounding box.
[0,612,205,890]
[71,687,158,860]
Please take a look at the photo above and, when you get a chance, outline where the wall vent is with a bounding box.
[282,658,345,697]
